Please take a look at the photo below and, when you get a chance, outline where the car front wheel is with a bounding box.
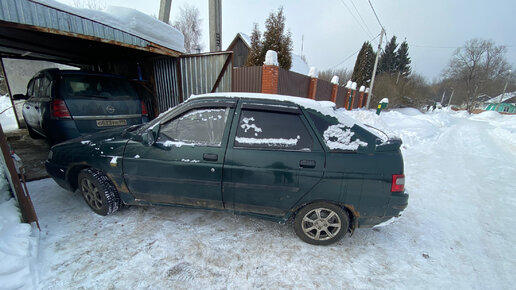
[78,168,121,216]
[294,202,349,245]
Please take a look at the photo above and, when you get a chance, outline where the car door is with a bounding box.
[223,101,326,217]
[122,102,235,209]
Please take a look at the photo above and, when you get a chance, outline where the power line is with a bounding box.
[349,0,374,37]
[367,0,384,30]
[339,0,374,39]
[331,33,382,69]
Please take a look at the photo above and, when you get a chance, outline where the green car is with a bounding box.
[46,93,408,245]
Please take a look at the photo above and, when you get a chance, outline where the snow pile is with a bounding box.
[331,76,339,85]
[263,50,279,66]
[308,67,318,78]
[0,95,19,131]
[17,108,516,288]
[0,167,38,289]
[35,0,185,52]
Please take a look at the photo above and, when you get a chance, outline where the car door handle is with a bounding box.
[300,160,316,168]
[203,153,218,161]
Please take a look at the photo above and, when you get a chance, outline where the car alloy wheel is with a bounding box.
[294,202,349,245]
[78,168,121,216]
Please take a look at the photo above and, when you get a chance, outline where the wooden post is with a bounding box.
[0,123,39,228]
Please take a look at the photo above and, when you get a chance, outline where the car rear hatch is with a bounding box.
[56,74,145,134]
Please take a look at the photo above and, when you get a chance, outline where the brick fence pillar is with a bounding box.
[358,85,365,108]
[330,75,339,103]
[362,88,370,108]
[307,67,318,100]
[261,64,279,94]
[308,77,318,100]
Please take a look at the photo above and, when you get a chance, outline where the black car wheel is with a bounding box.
[294,202,349,245]
[78,168,121,216]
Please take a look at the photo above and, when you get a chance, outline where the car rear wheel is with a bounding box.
[78,168,121,216]
[294,202,349,245]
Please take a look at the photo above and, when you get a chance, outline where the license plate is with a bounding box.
[96,119,127,127]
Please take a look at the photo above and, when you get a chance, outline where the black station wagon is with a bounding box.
[46,93,408,245]
[15,69,148,145]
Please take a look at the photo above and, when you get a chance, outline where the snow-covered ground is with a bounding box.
[2,106,516,288]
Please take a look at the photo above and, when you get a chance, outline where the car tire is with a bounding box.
[294,202,349,245]
[26,124,42,139]
[78,168,121,216]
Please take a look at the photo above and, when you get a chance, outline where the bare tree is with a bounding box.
[171,4,203,54]
[444,39,511,112]
[319,68,352,84]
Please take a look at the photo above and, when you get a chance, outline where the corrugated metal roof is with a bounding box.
[0,0,179,56]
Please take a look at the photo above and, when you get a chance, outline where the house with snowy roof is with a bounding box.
[484,91,516,113]
[226,33,310,75]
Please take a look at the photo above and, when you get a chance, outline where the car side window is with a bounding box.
[234,109,312,151]
[39,77,51,98]
[159,107,230,147]
[27,79,35,97]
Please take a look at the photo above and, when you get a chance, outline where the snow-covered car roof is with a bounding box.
[188,92,359,128]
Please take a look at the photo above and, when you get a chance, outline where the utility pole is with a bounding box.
[158,0,172,24]
[209,0,222,52]
[448,88,454,107]
[366,28,384,109]
[496,70,511,111]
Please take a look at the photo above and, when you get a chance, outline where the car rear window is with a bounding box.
[58,75,139,100]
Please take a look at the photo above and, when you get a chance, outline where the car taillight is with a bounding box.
[51,99,71,118]
[391,174,405,192]
[141,100,148,116]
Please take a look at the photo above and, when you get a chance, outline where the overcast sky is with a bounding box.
[59,0,515,82]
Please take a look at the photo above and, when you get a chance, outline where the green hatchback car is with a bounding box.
[46,93,408,245]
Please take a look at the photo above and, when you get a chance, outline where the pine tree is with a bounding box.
[396,40,411,77]
[378,36,398,74]
[261,7,292,70]
[245,23,263,66]
[351,42,375,88]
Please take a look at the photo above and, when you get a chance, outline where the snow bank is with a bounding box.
[0,96,19,131]
[34,0,185,52]
[0,166,38,289]
[21,108,516,289]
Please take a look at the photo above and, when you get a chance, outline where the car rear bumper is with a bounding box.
[45,160,73,191]
[358,191,409,227]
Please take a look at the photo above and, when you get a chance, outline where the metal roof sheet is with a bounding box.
[0,0,180,56]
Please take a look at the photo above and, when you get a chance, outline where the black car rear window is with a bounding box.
[58,75,139,100]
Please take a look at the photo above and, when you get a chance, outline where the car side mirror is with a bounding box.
[12,94,29,100]
[141,122,160,146]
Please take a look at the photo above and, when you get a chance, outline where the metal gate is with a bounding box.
[152,52,233,113]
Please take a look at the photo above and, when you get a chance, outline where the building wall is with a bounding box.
[230,39,249,68]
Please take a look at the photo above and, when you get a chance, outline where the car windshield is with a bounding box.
[58,75,139,100]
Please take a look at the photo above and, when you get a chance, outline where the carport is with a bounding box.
[0,0,233,223]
